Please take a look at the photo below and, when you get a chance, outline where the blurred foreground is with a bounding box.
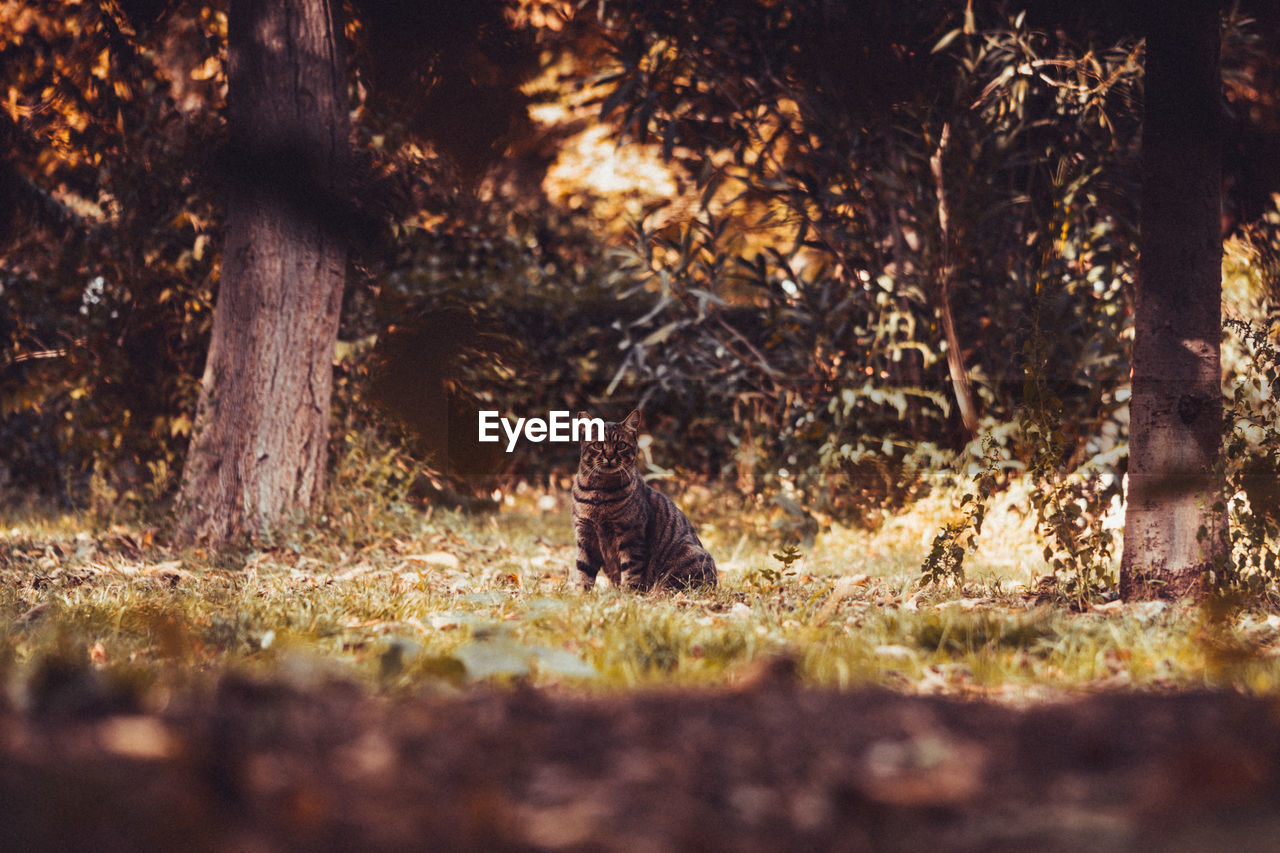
[5,677,1280,852]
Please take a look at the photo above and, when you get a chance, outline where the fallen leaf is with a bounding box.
[333,563,375,581]
[531,647,599,680]
[17,603,49,625]
[461,591,509,606]
[404,552,461,570]
[455,637,532,681]
[96,716,177,760]
[860,734,986,805]
[1131,600,1169,622]
[517,800,611,849]
[814,574,870,625]
[144,561,192,585]
[335,731,397,780]
[342,617,387,630]
[455,637,599,683]
[874,644,918,664]
[935,597,992,611]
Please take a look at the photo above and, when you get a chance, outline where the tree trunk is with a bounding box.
[1120,0,1226,600]
[930,122,979,437]
[176,0,349,543]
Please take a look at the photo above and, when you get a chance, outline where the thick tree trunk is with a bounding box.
[1120,0,1227,600]
[176,0,349,543]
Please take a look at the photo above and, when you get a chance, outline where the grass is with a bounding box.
[4,473,1280,715]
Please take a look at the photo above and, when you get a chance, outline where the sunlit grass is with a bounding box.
[3,475,1280,715]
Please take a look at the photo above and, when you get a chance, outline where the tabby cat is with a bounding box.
[572,410,717,591]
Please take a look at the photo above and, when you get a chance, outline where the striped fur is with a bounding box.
[572,410,717,591]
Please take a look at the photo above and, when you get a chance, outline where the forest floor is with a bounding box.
[7,675,1280,852]
[4,481,1280,850]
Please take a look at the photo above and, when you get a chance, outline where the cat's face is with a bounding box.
[579,410,641,475]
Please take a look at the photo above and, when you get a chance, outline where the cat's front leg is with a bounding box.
[574,532,603,592]
[576,514,604,589]
[618,536,650,590]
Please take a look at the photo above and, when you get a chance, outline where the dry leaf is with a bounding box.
[144,561,192,585]
[96,716,177,760]
[17,603,49,625]
[935,597,992,611]
[813,574,870,625]
[404,552,461,570]
[859,734,986,805]
[874,644,918,664]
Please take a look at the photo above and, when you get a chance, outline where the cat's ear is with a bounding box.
[622,409,642,432]
[576,411,591,423]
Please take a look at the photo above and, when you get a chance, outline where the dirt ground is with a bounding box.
[5,666,1280,852]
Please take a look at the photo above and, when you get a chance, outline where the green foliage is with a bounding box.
[771,545,803,572]
[1021,433,1120,603]
[920,437,1003,587]
[1017,262,1122,603]
[350,193,654,490]
[588,2,1145,520]
[0,1,633,506]
[1,3,222,505]
[1220,206,1280,595]
[742,544,804,590]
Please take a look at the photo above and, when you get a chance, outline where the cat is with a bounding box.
[571,409,718,591]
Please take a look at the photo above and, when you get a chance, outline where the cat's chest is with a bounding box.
[574,473,643,522]
[588,515,646,573]
[593,514,633,539]
[580,506,639,539]
[575,486,649,551]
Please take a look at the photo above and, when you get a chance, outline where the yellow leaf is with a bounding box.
[190,55,221,82]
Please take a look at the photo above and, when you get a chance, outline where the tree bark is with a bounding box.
[1120,0,1227,600]
[176,0,349,543]
[930,122,979,437]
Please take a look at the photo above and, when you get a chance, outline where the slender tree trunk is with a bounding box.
[176,0,349,543]
[930,123,979,436]
[1120,0,1226,599]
